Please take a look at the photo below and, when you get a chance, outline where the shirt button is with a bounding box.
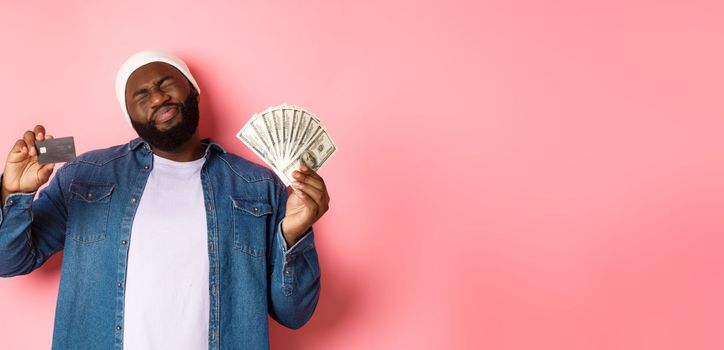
[86,193,93,199]
[253,207,259,213]
[116,325,122,331]
[284,268,291,275]
[144,165,149,170]
[130,197,136,203]
[7,199,14,206]
[117,282,122,288]
[121,240,127,245]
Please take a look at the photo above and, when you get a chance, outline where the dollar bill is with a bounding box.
[280,129,336,184]
[237,104,337,186]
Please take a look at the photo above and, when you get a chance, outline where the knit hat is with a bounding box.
[115,50,201,125]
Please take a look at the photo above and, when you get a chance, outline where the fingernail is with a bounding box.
[292,181,301,188]
[293,172,301,178]
[295,190,305,198]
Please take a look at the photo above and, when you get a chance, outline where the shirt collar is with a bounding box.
[128,137,226,155]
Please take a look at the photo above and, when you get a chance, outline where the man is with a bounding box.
[0,50,327,349]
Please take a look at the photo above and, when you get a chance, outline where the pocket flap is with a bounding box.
[231,197,272,217]
[69,181,115,203]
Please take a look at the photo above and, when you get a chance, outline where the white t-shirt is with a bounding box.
[123,154,209,350]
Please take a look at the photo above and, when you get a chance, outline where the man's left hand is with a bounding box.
[281,163,330,246]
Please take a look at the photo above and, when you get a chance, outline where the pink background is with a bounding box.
[1,0,723,349]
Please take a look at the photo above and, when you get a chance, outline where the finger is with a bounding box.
[292,170,325,191]
[33,125,46,141]
[9,139,26,154]
[294,165,330,203]
[38,163,55,183]
[22,131,37,157]
[298,162,320,177]
[291,188,320,212]
[291,182,326,209]
[7,139,29,162]
[294,164,325,185]
[300,171,326,191]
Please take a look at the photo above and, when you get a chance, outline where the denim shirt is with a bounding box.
[0,138,321,349]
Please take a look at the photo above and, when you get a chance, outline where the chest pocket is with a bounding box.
[67,181,115,243]
[231,197,272,257]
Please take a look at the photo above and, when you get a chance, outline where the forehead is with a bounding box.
[126,62,184,92]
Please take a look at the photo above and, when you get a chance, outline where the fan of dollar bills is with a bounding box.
[236,104,337,186]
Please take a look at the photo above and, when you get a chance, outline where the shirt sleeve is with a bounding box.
[0,170,67,277]
[266,179,321,329]
[278,224,314,255]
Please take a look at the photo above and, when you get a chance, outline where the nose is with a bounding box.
[148,86,171,108]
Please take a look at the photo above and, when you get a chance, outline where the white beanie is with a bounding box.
[115,50,201,125]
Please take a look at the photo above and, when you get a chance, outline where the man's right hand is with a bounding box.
[1,125,55,205]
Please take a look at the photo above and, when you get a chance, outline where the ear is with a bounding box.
[190,84,200,101]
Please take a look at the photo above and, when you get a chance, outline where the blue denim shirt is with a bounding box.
[0,138,321,349]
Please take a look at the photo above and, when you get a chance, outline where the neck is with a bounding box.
[150,134,206,162]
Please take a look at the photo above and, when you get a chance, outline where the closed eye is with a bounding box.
[158,76,174,88]
[131,75,174,99]
[133,92,149,102]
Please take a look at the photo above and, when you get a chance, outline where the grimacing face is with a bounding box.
[125,62,193,129]
[124,62,200,152]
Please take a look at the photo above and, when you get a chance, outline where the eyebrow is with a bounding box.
[131,75,173,98]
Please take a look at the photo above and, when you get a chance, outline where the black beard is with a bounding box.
[131,92,200,152]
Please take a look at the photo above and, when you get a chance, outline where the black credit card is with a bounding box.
[36,137,77,164]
